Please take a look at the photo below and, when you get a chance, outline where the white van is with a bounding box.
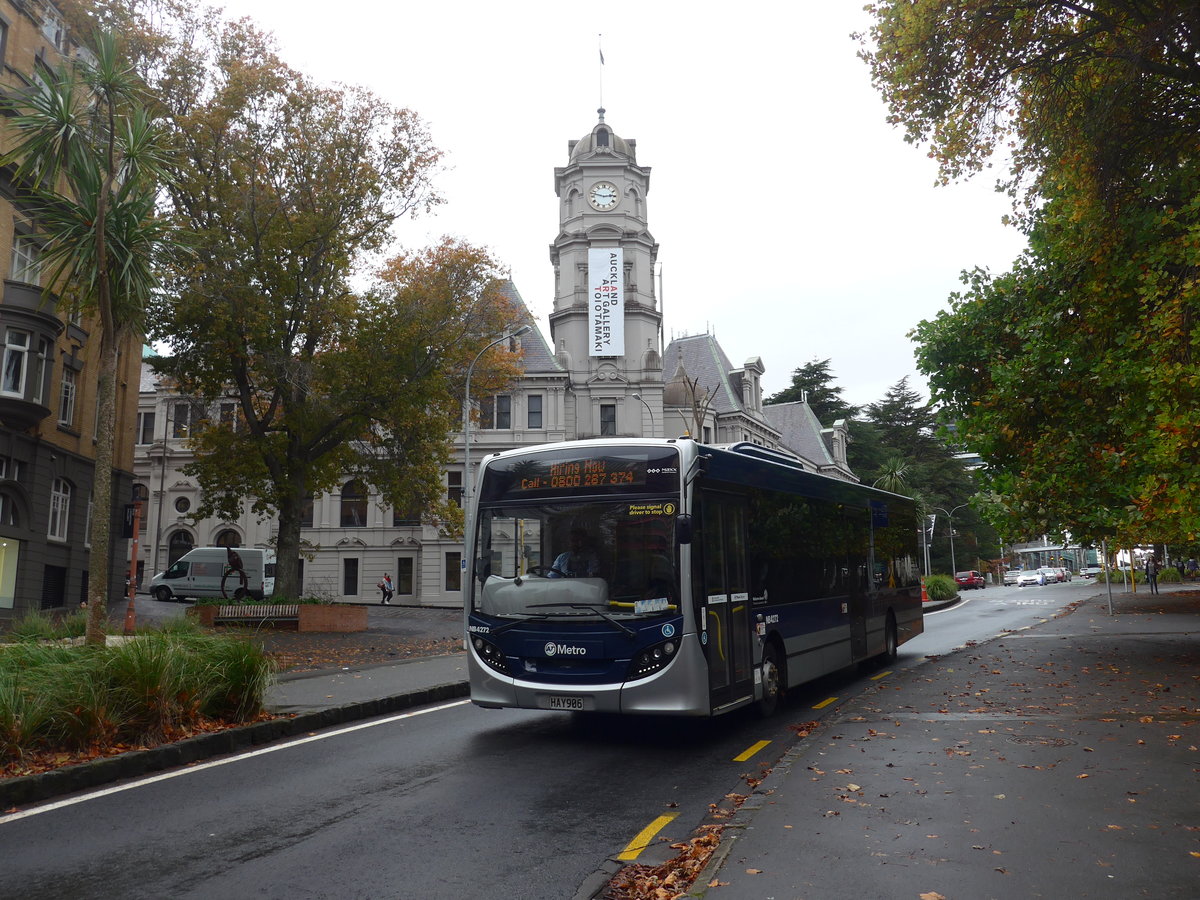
[149,547,276,603]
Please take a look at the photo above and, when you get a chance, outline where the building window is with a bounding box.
[396,557,414,595]
[2,330,29,396]
[481,395,511,429]
[10,236,40,286]
[58,367,76,426]
[48,478,70,541]
[527,394,543,429]
[219,401,238,430]
[215,529,240,547]
[445,552,462,592]
[172,402,199,438]
[447,471,462,507]
[32,338,51,405]
[0,491,18,527]
[137,411,156,444]
[600,403,616,436]
[174,496,191,514]
[703,426,712,443]
[168,530,193,566]
[393,501,421,526]
[342,558,359,596]
[340,479,367,527]
[84,495,94,548]
[300,493,314,528]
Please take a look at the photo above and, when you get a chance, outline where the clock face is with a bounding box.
[589,181,619,210]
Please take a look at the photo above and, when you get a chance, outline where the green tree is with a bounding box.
[765,358,860,423]
[862,1,1200,544]
[1,31,177,643]
[146,18,520,599]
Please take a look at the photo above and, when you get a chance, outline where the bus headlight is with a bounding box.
[628,639,679,680]
[472,635,509,675]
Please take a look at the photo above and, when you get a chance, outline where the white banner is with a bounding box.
[588,248,623,356]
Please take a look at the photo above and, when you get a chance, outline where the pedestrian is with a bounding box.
[1144,555,1159,594]
[1188,558,1197,581]
[378,573,394,605]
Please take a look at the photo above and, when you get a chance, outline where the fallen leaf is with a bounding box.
[746,868,762,875]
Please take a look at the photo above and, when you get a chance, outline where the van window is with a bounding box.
[163,560,188,579]
[264,562,276,578]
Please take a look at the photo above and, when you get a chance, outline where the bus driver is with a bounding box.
[548,528,600,578]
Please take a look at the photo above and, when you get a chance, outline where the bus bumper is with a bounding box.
[468,639,712,716]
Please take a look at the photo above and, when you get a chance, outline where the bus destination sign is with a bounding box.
[480,447,681,501]
[519,460,637,492]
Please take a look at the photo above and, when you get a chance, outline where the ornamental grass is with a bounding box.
[0,627,274,765]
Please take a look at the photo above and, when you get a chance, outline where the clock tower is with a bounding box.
[549,110,662,438]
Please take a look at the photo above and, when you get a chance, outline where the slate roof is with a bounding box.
[499,280,562,376]
[662,333,743,415]
[761,401,837,468]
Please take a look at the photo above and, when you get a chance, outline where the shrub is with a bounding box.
[0,633,274,763]
[924,574,957,601]
[8,608,94,642]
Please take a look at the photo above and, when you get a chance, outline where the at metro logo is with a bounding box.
[543,641,587,657]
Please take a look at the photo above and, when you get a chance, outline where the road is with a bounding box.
[0,580,1096,900]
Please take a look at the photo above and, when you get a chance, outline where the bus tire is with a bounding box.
[878,613,899,666]
[757,641,784,717]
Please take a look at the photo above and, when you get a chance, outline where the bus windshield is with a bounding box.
[471,500,679,621]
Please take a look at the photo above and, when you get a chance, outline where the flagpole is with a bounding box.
[598,33,604,112]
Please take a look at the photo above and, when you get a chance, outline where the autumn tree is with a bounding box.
[862,1,1200,544]
[144,17,520,598]
[1,30,177,643]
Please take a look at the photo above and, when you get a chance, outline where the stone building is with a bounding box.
[0,1,142,622]
[132,111,852,605]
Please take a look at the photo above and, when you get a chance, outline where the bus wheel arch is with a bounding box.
[756,637,786,717]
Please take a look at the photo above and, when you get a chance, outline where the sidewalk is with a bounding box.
[694,583,1200,898]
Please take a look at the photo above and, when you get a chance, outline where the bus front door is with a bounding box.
[698,491,753,711]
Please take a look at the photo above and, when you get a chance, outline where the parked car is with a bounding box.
[1003,568,1021,586]
[1057,567,1072,582]
[1017,569,1046,587]
[1080,566,1103,577]
[954,570,986,590]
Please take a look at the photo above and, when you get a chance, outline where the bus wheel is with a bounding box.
[757,643,784,717]
[878,614,898,666]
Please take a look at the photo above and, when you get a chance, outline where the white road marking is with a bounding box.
[0,699,470,825]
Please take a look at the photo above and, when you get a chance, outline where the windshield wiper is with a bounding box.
[490,613,552,636]
[525,603,637,639]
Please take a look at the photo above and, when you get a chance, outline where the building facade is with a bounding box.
[132,112,852,606]
[0,1,141,622]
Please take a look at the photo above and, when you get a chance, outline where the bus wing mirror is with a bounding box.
[675,514,693,545]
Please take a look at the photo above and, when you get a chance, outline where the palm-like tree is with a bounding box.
[1,32,178,643]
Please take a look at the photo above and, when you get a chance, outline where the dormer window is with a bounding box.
[596,128,609,147]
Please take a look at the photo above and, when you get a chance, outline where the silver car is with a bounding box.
[1017,569,1045,587]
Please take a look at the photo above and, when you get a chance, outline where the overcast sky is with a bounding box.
[215,1,1026,408]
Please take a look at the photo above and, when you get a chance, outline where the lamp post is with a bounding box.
[630,393,654,436]
[933,503,968,573]
[462,325,530,511]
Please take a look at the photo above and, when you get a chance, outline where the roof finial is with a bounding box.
[597,106,606,123]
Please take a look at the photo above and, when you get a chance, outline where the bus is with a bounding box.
[465,438,923,717]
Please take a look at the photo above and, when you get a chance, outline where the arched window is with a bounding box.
[215,529,241,547]
[340,479,367,527]
[168,530,193,566]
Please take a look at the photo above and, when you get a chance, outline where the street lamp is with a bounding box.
[933,503,969,573]
[462,325,531,511]
[630,393,654,436]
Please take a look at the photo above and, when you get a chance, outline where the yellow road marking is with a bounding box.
[813,696,838,709]
[870,670,893,681]
[733,739,771,762]
[618,812,679,861]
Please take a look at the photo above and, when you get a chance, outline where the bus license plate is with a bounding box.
[548,695,585,711]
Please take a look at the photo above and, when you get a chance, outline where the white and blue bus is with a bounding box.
[465,438,923,717]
